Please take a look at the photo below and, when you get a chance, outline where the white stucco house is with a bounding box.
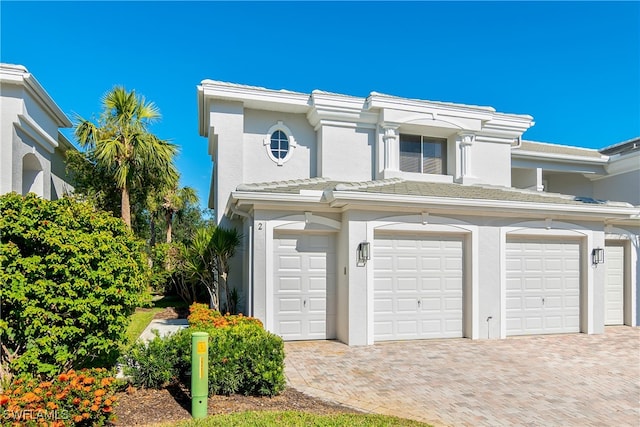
[197,80,639,345]
[0,63,75,200]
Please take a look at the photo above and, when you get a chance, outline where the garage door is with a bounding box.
[506,239,580,336]
[605,245,624,325]
[374,234,464,341]
[273,233,336,341]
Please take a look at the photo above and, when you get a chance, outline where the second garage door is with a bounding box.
[374,233,464,341]
[506,239,581,336]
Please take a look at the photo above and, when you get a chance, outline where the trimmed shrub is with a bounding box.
[205,324,285,396]
[187,303,263,329]
[122,309,285,396]
[0,193,149,378]
[120,331,181,389]
[0,368,118,426]
[180,323,285,397]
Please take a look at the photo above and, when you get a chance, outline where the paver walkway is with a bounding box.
[285,327,640,426]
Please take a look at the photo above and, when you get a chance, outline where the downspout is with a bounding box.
[512,136,522,149]
[248,223,253,317]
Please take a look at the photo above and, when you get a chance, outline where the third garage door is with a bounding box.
[374,233,464,341]
[506,239,581,336]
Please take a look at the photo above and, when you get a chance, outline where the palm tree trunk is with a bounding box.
[121,187,131,229]
[222,270,232,314]
[165,211,173,243]
[150,216,156,247]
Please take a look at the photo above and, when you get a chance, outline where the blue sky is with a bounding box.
[2,1,638,208]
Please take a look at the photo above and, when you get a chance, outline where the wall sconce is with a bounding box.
[592,248,604,266]
[357,242,370,266]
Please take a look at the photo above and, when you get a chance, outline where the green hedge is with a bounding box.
[0,193,149,377]
[121,323,285,397]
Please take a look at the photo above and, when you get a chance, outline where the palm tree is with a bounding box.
[162,186,198,243]
[210,226,242,313]
[74,86,178,228]
[183,226,218,309]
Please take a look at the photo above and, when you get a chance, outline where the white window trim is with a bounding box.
[399,133,448,175]
[263,121,297,166]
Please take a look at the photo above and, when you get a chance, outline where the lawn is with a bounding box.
[126,295,188,344]
[170,411,429,426]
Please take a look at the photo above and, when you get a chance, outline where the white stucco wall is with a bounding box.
[1,65,73,200]
[243,109,317,183]
[50,147,73,200]
[594,170,640,205]
[13,129,52,198]
[545,172,594,198]
[512,167,542,191]
[209,100,244,224]
[468,140,512,186]
[318,125,374,181]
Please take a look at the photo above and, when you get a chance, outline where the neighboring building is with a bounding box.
[0,63,75,200]
[198,80,639,345]
[512,137,640,206]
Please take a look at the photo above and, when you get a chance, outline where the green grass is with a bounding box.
[125,295,189,344]
[169,411,430,427]
[126,308,162,344]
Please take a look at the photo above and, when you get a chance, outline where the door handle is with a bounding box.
[417,299,421,307]
[303,300,306,308]
[542,297,545,306]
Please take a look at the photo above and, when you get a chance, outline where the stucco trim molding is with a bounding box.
[272,213,341,231]
[14,113,59,153]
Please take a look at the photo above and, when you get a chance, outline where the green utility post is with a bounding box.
[191,332,209,419]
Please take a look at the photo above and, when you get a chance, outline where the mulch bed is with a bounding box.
[152,306,190,320]
[114,306,359,425]
[113,385,360,426]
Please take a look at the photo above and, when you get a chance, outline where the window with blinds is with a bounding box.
[399,134,447,174]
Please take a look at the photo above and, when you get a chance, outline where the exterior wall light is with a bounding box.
[592,248,604,266]
[357,242,371,266]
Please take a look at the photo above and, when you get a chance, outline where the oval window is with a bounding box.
[270,130,289,159]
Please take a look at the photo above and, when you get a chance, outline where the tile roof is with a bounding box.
[235,178,632,207]
[515,140,604,159]
[599,137,640,156]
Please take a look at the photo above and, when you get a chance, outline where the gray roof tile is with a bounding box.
[515,141,604,159]
[236,178,631,207]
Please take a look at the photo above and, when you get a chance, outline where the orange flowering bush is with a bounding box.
[0,368,117,426]
[187,303,263,329]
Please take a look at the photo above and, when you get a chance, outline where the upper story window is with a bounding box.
[270,130,289,160]
[399,134,447,175]
[264,121,297,166]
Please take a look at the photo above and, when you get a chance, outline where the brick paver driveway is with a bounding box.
[285,327,640,426]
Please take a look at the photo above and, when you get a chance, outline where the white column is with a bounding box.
[457,133,475,183]
[536,167,544,191]
[382,125,399,171]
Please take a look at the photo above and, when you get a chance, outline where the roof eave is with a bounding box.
[229,189,639,221]
[1,64,71,128]
[329,191,639,219]
[511,150,608,165]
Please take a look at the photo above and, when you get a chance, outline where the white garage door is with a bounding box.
[374,234,464,341]
[605,245,624,325]
[273,233,336,341]
[506,239,581,336]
